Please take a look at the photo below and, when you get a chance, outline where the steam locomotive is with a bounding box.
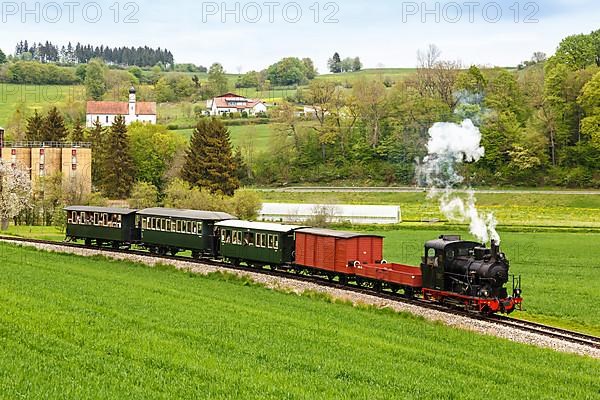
[64,206,523,315]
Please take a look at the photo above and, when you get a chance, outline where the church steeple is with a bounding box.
[129,86,136,115]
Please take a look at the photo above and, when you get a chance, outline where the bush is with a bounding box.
[128,182,159,209]
[228,190,262,220]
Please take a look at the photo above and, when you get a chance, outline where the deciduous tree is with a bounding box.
[0,162,32,230]
[85,58,107,100]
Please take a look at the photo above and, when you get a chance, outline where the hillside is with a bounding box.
[0,243,598,398]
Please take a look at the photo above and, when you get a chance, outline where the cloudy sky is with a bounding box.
[1,0,598,72]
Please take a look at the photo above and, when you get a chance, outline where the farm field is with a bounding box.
[173,123,277,152]
[258,190,600,229]
[0,84,85,128]
[0,242,598,399]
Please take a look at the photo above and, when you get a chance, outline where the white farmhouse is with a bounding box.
[86,87,157,127]
[206,93,267,116]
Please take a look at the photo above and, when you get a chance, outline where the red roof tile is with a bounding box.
[86,101,156,115]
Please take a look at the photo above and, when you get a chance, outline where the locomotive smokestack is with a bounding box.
[490,239,499,261]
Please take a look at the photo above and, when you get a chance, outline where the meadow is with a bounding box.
[0,84,85,128]
[0,242,598,399]
[259,190,600,229]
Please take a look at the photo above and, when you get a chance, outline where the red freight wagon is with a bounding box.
[357,263,422,288]
[295,228,384,275]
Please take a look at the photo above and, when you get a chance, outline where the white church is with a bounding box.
[86,87,157,127]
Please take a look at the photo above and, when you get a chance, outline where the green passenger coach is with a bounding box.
[137,208,236,257]
[215,220,304,267]
[65,206,140,247]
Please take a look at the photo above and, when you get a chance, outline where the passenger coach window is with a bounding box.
[273,236,279,250]
[268,235,274,249]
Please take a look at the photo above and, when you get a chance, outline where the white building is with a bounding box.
[86,87,157,127]
[259,203,402,225]
[206,93,267,116]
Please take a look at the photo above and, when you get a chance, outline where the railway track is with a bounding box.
[2,235,599,351]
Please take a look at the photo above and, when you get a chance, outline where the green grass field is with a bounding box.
[0,84,86,128]
[0,243,598,399]
[173,123,277,152]
[259,191,600,229]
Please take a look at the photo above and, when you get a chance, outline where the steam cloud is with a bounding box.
[420,119,500,244]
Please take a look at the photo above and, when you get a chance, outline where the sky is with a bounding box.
[0,0,598,72]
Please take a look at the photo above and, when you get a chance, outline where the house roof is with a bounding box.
[216,92,243,98]
[212,97,264,110]
[86,101,156,115]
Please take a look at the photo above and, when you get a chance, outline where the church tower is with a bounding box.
[129,86,136,116]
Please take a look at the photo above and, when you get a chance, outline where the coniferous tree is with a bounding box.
[41,107,68,142]
[182,118,239,196]
[89,118,105,189]
[71,121,85,143]
[25,109,44,141]
[101,115,135,199]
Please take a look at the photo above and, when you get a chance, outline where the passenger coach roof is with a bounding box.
[296,227,383,239]
[215,220,304,233]
[64,206,137,215]
[137,208,236,221]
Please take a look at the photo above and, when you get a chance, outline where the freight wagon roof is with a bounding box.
[64,206,137,215]
[215,220,304,233]
[296,228,383,239]
[137,208,235,221]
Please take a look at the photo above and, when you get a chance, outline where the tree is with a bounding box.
[0,162,32,230]
[102,115,135,199]
[229,190,261,220]
[341,57,354,73]
[25,109,44,141]
[71,121,85,142]
[302,58,317,79]
[328,52,342,73]
[0,48,6,64]
[208,63,228,95]
[128,123,185,191]
[352,57,363,72]
[266,57,309,86]
[128,181,159,209]
[42,107,68,142]
[181,118,239,196]
[154,76,176,102]
[552,33,596,70]
[353,78,388,147]
[578,71,600,149]
[84,58,107,100]
[89,119,105,188]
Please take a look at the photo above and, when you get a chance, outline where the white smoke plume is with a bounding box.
[420,119,500,244]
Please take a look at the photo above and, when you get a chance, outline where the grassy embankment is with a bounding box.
[0,243,598,399]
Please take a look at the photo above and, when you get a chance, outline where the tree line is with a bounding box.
[14,40,174,68]
[246,30,600,188]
